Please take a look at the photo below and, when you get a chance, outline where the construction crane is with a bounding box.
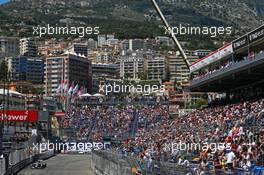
[150,0,191,70]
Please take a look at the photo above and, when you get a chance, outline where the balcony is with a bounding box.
[190,52,264,91]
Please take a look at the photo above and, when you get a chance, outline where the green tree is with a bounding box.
[32,87,45,95]
[124,73,131,79]
[138,72,147,80]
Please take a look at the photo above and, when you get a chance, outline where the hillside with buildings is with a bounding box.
[0,0,263,99]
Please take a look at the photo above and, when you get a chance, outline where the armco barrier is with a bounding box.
[4,150,55,175]
[4,155,39,175]
[0,147,36,175]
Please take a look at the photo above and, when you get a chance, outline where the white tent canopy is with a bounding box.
[79,93,104,98]
[80,93,92,97]
[93,93,104,97]
[0,89,25,97]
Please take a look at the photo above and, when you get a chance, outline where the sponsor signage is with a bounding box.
[248,25,264,43]
[190,43,233,73]
[190,25,264,73]
[0,110,38,122]
[232,35,248,51]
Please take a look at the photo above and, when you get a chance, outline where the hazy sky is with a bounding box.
[0,0,9,5]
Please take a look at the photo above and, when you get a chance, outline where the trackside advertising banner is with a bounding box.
[0,110,38,122]
[232,35,248,51]
[248,25,264,43]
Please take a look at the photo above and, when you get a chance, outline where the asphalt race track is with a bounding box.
[18,154,95,175]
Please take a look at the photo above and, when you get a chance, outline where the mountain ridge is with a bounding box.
[0,0,263,49]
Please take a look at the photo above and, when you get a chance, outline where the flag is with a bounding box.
[56,84,62,95]
[81,86,85,95]
[56,80,64,95]
[68,82,74,96]
[77,90,82,98]
[72,84,79,95]
[77,86,85,98]
[208,94,212,104]
[63,80,68,93]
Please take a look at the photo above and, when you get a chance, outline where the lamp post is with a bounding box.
[6,71,10,132]
[0,68,6,158]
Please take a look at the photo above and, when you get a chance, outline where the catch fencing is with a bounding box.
[91,151,194,175]
[91,151,132,175]
[91,151,264,175]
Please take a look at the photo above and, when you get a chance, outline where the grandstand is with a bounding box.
[190,25,264,102]
[63,97,264,174]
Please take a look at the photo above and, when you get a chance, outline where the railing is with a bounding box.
[130,111,139,138]
[4,155,39,175]
[91,151,198,175]
[191,52,264,86]
[76,100,170,106]
[91,150,264,175]
[91,151,132,175]
[87,115,97,140]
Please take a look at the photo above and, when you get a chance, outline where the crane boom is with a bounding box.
[150,0,190,70]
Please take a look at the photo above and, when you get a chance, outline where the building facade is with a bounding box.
[129,39,144,51]
[97,35,107,47]
[0,37,19,59]
[68,43,88,57]
[166,52,199,89]
[38,39,67,56]
[144,53,166,80]
[44,53,92,97]
[20,38,38,57]
[96,46,114,63]
[7,56,44,84]
[92,63,120,93]
[87,38,97,50]
[119,51,144,79]
[121,40,129,51]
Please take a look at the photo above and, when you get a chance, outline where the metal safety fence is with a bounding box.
[91,151,195,175]
[91,151,132,175]
[91,151,264,175]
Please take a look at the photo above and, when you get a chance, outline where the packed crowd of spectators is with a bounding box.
[120,98,264,173]
[63,105,96,139]
[63,105,134,140]
[91,106,134,140]
[77,95,168,105]
[8,133,31,143]
[64,96,264,173]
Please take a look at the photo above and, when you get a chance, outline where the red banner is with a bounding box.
[55,112,65,117]
[0,110,38,122]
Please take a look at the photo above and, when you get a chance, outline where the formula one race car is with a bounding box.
[31,160,47,169]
